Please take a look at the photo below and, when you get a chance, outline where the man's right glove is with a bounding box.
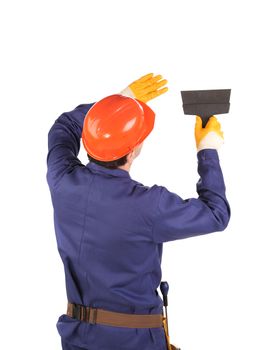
[195,115,224,152]
[120,73,168,103]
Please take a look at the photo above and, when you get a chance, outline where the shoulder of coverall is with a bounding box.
[74,102,96,112]
[126,183,165,230]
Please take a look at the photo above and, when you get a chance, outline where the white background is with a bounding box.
[1,0,254,349]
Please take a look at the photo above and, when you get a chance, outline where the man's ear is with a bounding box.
[127,149,135,163]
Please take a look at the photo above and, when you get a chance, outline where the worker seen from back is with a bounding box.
[46,73,230,350]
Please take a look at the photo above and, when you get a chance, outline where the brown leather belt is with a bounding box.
[67,302,163,328]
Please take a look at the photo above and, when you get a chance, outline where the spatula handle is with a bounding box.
[201,115,212,128]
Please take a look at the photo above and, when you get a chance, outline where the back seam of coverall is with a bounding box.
[77,173,96,266]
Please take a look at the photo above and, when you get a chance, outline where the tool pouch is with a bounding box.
[162,316,181,350]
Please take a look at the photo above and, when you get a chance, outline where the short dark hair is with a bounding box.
[87,153,129,169]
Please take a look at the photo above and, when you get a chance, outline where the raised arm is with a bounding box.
[46,73,168,190]
[152,116,231,243]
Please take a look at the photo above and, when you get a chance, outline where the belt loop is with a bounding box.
[90,307,98,324]
[80,305,84,321]
[86,306,90,323]
[93,308,98,324]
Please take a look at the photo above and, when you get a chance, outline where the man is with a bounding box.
[46,73,230,350]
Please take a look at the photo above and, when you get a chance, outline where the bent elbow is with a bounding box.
[218,216,230,231]
[215,203,231,232]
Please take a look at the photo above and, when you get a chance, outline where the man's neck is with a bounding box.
[118,163,131,172]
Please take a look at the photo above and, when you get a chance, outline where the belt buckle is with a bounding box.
[72,303,88,321]
[72,303,82,320]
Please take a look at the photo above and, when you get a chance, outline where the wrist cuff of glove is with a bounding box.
[119,86,135,99]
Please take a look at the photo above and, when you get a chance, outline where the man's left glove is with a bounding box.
[195,115,224,152]
[120,73,168,103]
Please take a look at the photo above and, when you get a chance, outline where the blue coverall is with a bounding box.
[46,103,230,350]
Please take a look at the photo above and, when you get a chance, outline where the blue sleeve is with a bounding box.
[46,103,95,189]
[152,149,231,243]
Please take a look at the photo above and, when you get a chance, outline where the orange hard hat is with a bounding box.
[82,94,155,161]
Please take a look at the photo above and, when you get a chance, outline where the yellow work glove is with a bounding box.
[195,115,224,152]
[120,73,168,103]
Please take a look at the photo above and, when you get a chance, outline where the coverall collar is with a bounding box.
[86,161,131,179]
